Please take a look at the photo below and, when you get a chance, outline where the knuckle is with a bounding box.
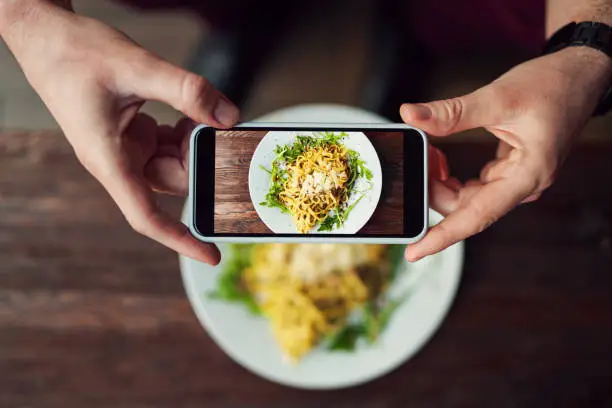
[467,201,498,235]
[180,73,212,111]
[127,214,150,236]
[75,151,97,174]
[439,98,464,132]
[433,222,454,247]
[75,150,114,182]
[124,204,157,237]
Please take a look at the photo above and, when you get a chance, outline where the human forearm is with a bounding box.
[546,0,612,38]
[545,0,612,102]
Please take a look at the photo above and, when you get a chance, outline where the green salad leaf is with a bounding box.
[387,245,407,283]
[207,244,261,315]
[317,193,366,232]
[323,246,411,350]
[325,324,365,351]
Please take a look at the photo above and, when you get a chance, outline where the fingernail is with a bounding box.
[404,248,422,263]
[211,245,222,265]
[444,177,463,191]
[214,97,239,127]
[412,104,432,120]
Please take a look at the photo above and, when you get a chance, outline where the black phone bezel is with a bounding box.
[192,126,426,238]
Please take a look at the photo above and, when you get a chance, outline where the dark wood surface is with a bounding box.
[214,130,269,233]
[2,130,612,408]
[359,131,403,235]
[213,130,403,234]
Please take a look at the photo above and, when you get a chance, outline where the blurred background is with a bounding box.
[0,0,610,137]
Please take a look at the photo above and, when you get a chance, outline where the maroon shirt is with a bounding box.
[406,0,545,56]
[120,0,545,55]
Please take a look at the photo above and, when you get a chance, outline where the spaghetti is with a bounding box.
[279,144,349,233]
[243,244,387,361]
[209,243,408,363]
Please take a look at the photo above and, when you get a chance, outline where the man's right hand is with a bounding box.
[1,0,240,264]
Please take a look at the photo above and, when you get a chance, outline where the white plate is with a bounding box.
[248,130,383,234]
[179,209,463,389]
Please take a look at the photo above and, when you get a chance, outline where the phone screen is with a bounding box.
[192,127,426,238]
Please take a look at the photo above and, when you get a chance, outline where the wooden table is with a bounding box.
[214,130,403,234]
[2,131,612,408]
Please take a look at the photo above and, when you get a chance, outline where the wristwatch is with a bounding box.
[543,21,612,116]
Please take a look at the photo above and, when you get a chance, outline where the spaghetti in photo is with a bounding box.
[258,132,373,234]
[211,129,403,235]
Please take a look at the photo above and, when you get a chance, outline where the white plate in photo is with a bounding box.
[247,131,383,234]
[179,209,464,390]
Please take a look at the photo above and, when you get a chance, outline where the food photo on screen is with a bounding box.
[213,130,405,236]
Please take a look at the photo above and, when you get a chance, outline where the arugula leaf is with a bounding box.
[359,163,373,180]
[259,156,289,212]
[363,302,380,344]
[325,324,365,351]
[318,213,339,232]
[378,296,408,331]
[208,244,261,315]
[341,194,365,222]
[363,292,409,344]
[387,245,406,283]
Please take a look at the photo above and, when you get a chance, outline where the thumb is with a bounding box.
[400,89,490,137]
[126,54,240,128]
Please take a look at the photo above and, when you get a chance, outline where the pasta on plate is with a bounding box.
[209,243,407,363]
[259,132,373,233]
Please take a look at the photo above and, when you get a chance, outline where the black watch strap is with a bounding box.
[543,22,612,116]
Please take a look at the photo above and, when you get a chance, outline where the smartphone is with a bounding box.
[188,122,428,243]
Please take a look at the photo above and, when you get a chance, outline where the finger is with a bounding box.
[129,111,157,132]
[496,140,512,159]
[400,88,496,136]
[174,117,197,140]
[155,144,182,159]
[125,53,239,128]
[144,155,188,195]
[107,171,219,264]
[405,178,531,261]
[479,158,508,183]
[521,192,541,204]
[429,144,449,181]
[480,148,524,184]
[429,179,460,216]
[445,176,463,191]
[157,117,195,146]
[122,113,158,164]
[174,116,197,162]
[157,124,175,145]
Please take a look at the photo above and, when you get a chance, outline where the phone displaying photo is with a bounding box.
[189,123,427,243]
